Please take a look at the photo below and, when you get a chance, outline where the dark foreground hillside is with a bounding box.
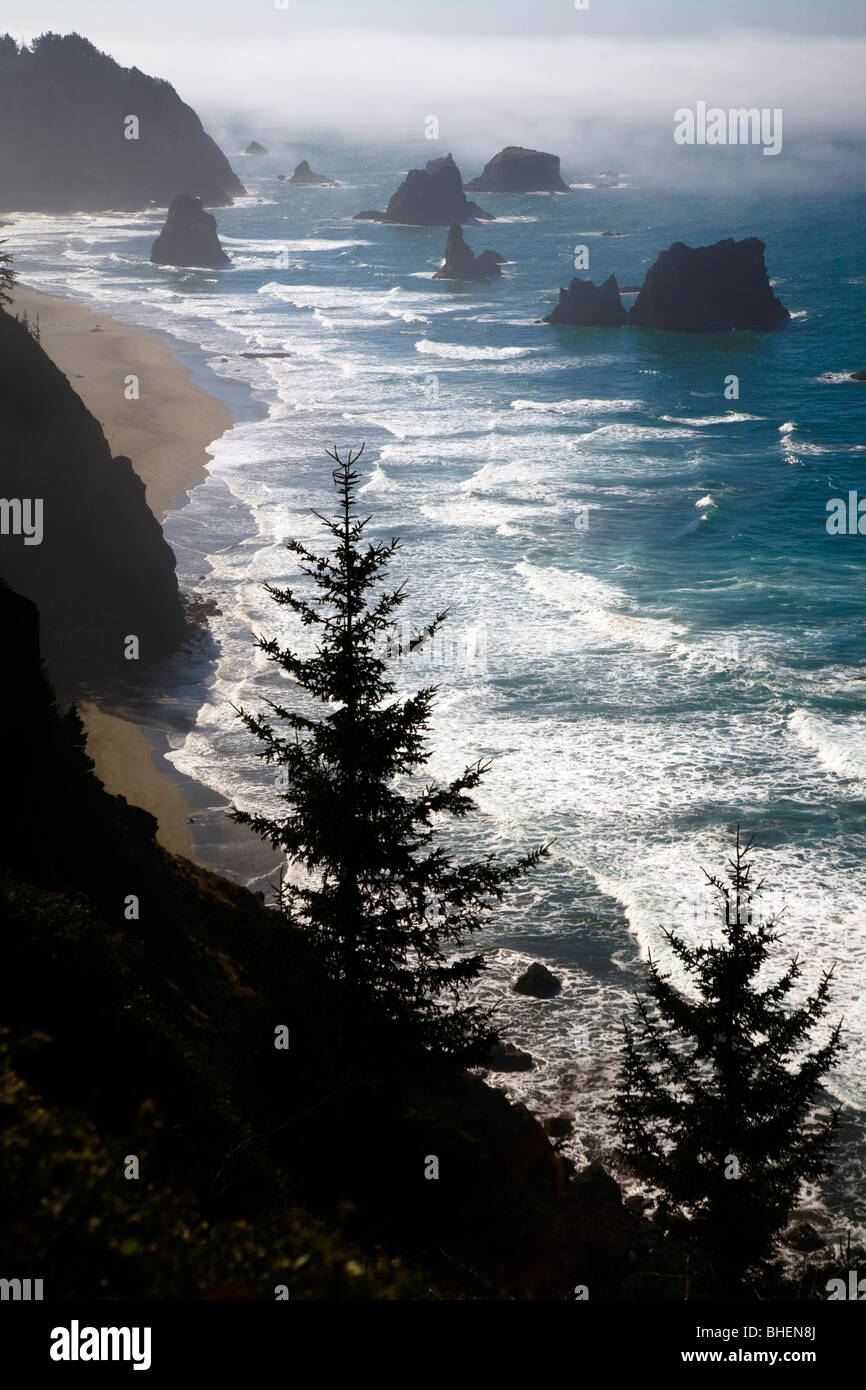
[0,582,649,1299]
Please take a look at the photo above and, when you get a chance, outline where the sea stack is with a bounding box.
[467,146,569,193]
[150,193,231,267]
[244,140,267,155]
[354,153,493,224]
[543,275,628,326]
[433,224,504,279]
[289,160,340,186]
[629,238,789,331]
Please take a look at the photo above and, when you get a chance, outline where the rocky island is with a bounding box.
[289,160,340,186]
[467,146,569,193]
[433,224,504,279]
[543,274,628,326]
[628,238,790,331]
[0,32,245,211]
[150,193,231,267]
[355,154,493,224]
[243,140,268,155]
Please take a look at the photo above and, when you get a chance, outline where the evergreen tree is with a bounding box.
[232,445,546,1060]
[0,241,17,307]
[614,830,843,1289]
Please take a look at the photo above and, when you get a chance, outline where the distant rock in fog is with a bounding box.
[433,224,504,279]
[629,238,790,331]
[0,32,245,211]
[289,160,340,186]
[543,275,628,326]
[467,146,569,194]
[244,140,268,156]
[150,193,231,267]
[354,154,493,225]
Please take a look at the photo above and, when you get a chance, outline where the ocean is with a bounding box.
[9,141,866,1238]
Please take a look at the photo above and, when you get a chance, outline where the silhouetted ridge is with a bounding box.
[0,306,186,689]
[0,32,245,212]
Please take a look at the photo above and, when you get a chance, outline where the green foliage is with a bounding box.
[232,447,546,1061]
[614,831,843,1289]
[0,240,16,307]
[0,1048,423,1300]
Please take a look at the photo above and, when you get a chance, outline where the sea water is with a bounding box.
[9,142,866,1235]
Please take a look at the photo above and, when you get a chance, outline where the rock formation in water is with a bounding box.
[513,962,562,998]
[0,307,186,690]
[849,369,866,381]
[289,160,340,187]
[433,224,504,279]
[0,32,245,212]
[467,146,569,193]
[150,193,231,267]
[354,154,493,224]
[244,140,267,155]
[543,275,628,326]
[628,238,790,331]
[483,1041,535,1072]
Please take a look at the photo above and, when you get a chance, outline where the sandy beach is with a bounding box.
[9,285,232,521]
[9,284,234,858]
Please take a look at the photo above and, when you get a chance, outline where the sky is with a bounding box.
[3,2,865,177]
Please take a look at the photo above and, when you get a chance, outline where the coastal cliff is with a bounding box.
[0,306,187,689]
[0,32,245,212]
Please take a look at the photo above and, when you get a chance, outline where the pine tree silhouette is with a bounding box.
[0,240,17,306]
[615,829,843,1289]
[232,445,546,1060]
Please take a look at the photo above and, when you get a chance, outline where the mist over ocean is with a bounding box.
[11,141,866,1235]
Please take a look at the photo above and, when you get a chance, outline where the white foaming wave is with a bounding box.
[777,421,836,456]
[661,413,762,425]
[580,422,699,443]
[695,494,717,509]
[223,237,371,252]
[817,371,860,383]
[793,441,835,455]
[358,464,400,496]
[415,338,538,361]
[788,710,866,783]
[515,560,689,655]
[459,458,557,502]
[511,397,644,415]
[257,281,379,314]
[422,498,545,530]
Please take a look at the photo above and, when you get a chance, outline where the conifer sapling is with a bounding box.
[614,830,843,1286]
[232,445,546,1060]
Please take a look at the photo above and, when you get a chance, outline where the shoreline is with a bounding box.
[9,285,234,521]
[10,284,238,862]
